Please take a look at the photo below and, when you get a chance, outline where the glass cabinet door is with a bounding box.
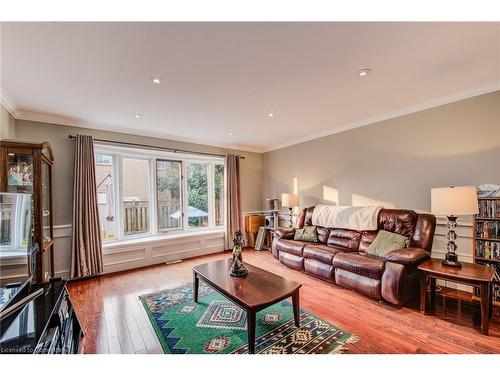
[41,161,51,247]
[7,151,34,195]
[2,142,55,283]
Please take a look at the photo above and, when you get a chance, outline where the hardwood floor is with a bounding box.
[67,249,500,354]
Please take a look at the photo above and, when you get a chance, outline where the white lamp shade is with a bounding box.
[281,193,300,208]
[431,186,478,216]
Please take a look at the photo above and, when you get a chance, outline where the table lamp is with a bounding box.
[281,193,300,228]
[431,186,478,267]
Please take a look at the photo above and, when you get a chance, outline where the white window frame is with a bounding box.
[94,144,226,247]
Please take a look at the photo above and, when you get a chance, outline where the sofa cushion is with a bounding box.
[303,244,344,264]
[333,252,386,280]
[279,252,304,270]
[275,239,306,257]
[303,206,315,226]
[296,208,306,229]
[359,230,378,252]
[335,269,382,300]
[327,229,361,251]
[294,226,318,242]
[304,259,335,282]
[274,228,295,240]
[365,230,409,257]
[378,209,417,238]
[316,226,330,244]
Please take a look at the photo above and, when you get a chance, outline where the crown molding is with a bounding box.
[14,110,265,154]
[263,81,500,153]
[0,89,19,117]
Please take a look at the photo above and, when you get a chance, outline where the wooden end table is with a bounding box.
[418,259,494,335]
[193,258,301,354]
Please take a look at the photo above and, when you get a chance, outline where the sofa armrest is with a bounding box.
[383,247,430,266]
[275,228,296,240]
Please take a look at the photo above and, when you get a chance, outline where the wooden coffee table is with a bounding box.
[418,259,495,335]
[192,258,301,353]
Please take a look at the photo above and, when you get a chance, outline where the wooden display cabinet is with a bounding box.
[0,140,54,282]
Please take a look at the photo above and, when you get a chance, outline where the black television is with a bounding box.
[0,193,34,316]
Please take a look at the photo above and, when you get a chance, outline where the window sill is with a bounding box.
[103,229,225,251]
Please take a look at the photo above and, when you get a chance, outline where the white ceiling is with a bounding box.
[1,22,499,152]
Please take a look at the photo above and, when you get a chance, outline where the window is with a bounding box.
[94,146,225,243]
[156,160,182,231]
[186,163,209,228]
[95,153,118,241]
[122,158,150,236]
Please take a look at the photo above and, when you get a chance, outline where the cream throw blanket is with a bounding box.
[312,205,383,231]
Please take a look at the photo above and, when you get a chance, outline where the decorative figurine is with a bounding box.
[230,230,248,277]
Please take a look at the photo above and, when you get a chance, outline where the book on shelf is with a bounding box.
[473,192,500,305]
[475,220,500,239]
[477,199,500,218]
[474,261,500,303]
[475,240,500,260]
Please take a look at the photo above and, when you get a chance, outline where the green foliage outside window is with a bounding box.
[157,161,180,198]
[157,161,224,227]
[187,163,208,226]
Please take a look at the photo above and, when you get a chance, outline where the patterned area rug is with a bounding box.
[139,282,357,354]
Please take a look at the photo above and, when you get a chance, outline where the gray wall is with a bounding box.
[262,91,500,212]
[14,120,264,226]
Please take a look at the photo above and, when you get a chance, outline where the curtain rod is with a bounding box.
[67,135,245,159]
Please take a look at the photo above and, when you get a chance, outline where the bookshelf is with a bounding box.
[472,197,500,308]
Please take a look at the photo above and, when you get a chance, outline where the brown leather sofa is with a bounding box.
[272,206,436,306]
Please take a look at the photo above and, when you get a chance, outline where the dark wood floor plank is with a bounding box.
[67,249,500,354]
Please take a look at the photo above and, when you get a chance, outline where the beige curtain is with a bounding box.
[225,154,241,250]
[70,135,103,278]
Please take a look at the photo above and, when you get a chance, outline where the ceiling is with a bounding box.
[1,22,499,152]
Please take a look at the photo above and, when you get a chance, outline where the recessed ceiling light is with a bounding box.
[227,132,234,136]
[358,68,371,77]
[133,113,142,118]
[150,77,162,84]
[268,113,275,118]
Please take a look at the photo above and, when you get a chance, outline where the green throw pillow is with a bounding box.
[294,226,318,243]
[365,230,409,257]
